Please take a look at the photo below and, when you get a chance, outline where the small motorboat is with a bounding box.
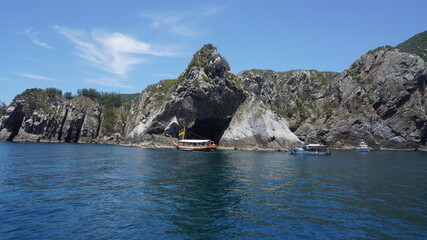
[288,144,331,155]
[356,140,371,152]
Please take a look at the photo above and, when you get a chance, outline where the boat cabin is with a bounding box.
[303,144,328,151]
[174,139,218,151]
[178,139,215,147]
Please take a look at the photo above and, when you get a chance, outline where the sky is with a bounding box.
[1,0,426,104]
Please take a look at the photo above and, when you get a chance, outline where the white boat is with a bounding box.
[173,139,218,151]
[288,144,331,155]
[356,140,371,152]
[173,130,218,151]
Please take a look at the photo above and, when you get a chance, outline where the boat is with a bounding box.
[173,130,218,151]
[288,144,331,155]
[173,139,218,151]
[356,140,371,152]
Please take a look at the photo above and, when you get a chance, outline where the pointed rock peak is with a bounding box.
[199,43,217,53]
[182,44,231,81]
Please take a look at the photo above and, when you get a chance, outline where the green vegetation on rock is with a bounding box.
[77,88,101,99]
[0,101,7,117]
[63,92,73,99]
[367,45,395,55]
[146,79,179,95]
[101,108,118,134]
[187,44,231,80]
[397,30,427,61]
[10,87,138,135]
[74,88,138,105]
[14,88,62,117]
[119,93,139,102]
[73,89,132,134]
[46,88,63,100]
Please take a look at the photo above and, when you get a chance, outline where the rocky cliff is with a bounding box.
[1,31,427,151]
[239,46,426,150]
[0,88,125,144]
[219,94,301,150]
[322,47,426,150]
[123,44,301,150]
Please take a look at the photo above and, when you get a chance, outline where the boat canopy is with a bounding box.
[306,144,326,147]
[303,144,328,150]
[178,139,212,143]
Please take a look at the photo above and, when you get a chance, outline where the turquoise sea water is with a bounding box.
[0,142,426,239]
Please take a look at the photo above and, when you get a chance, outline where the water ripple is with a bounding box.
[0,143,426,239]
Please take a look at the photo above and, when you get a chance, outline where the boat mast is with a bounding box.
[178,128,186,140]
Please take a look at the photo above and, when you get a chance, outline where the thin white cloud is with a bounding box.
[23,27,52,49]
[17,73,57,82]
[54,25,175,77]
[155,73,175,79]
[0,76,13,82]
[141,11,200,36]
[19,56,55,67]
[85,77,131,89]
[200,6,229,16]
[140,5,228,37]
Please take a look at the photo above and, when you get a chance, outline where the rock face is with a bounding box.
[237,69,341,129]
[123,44,302,150]
[124,44,247,144]
[0,89,119,144]
[2,31,427,151]
[220,95,301,150]
[319,48,427,150]
[0,101,25,141]
[238,47,426,150]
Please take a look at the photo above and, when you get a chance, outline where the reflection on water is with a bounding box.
[0,142,426,239]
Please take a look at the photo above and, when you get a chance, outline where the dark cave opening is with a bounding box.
[186,118,230,144]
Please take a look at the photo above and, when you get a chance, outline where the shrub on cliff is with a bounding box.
[46,88,63,99]
[397,30,427,61]
[77,88,101,99]
[0,101,6,117]
[13,88,59,117]
[63,92,73,99]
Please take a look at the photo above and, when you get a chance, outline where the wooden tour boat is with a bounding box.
[173,130,218,151]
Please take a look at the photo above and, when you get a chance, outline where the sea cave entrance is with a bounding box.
[186,118,230,144]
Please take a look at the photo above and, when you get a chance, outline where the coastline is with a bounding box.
[1,136,426,153]
[5,140,417,153]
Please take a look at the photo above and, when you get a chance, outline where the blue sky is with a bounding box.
[1,0,426,104]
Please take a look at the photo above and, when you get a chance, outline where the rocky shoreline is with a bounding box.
[122,141,427,152]
[1,32,426,151]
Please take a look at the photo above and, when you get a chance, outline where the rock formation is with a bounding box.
[220,95,301,150]
[238,46,426,150]
[0,89,122,144]
[322,48,427,150]
[0,100,25,141]
[123,44,300,150]
[1,31,427,151]
[123,43,245,144]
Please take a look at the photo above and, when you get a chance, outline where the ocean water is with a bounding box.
[0,142,426,239]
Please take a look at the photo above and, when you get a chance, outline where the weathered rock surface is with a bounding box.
[123,44,302,150]
[319,48,427,150]
[238,47,426,150]
[0,89,119,144]
[220,95,301,150]
[124,44,247,142]
[0,100,25,141]
[2,31,427,151]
